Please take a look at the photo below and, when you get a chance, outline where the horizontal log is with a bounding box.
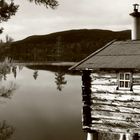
[90,124,140,134]
[91,77,117,85]
[91,85,117,93]
[90,73,140,93]
[91,77,117,81]
[133,83,140,86]
[91,73,117,79]
[91,79,117,86]
[91,119,140,128]
[133,73,140,78]
[91,91,140,96]
[91,84,140,94]
[133,77,140,85]
[91,110,140,122]
[92,99,140,109]
[91,92,140,102]
[133,85,140,91]
[91,104,140,114]
[91,73,140,81]
[91,83,117,86]
[91,72,140,78]
[93,89,137,94]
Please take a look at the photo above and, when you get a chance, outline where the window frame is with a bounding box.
[118,72,132,90]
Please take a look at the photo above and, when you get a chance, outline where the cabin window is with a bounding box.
[118,72,132,90]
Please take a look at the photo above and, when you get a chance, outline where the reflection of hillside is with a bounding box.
[0,120,15,140]
[26,65,80,75]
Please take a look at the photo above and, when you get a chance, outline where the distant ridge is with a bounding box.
[14,29,130,44]
[3,29,131,62]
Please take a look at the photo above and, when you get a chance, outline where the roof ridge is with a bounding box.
[69,39,116,70]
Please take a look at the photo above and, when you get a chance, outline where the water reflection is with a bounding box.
[26,65,68,91]
[11,66,17,79]
[55,71,67,91]
[0,63,17,99]
[0,63,16,139]
[0,121,15,140]
[0,64,10,81]
[0,82,16,99]
[0,62,85,140]
[0,62,69,92]
[33,70,38,80]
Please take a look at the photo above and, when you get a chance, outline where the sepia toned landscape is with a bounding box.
[0,0,140,140]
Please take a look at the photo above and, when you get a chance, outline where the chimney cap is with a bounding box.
[130,3,140,17]
[133,4,139,12]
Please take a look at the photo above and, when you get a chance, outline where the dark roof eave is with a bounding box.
[75,67,140,72]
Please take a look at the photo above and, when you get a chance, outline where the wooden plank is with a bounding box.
[91,73,117,85]
[91,73,117,79]
[90,124,129,133]
[91,83,117,86]
[133,77,140,85]
[133,73,140,78]
[91,119,140,128]
[91,110,140,122]
[91,90,135,95]
[91,78,117,86]
[91,72,140,93]
[91,104,140,114]
[92,99,140,109]
[133,85,140,91]
[91,92,140,102]
[91,84,140,93]
[85,126,125,133]
[91,85,117,93]
[90,124,140,134]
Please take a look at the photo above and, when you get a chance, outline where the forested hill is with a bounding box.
[4,29,131,62]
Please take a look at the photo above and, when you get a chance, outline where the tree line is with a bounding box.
[0,29,131,62]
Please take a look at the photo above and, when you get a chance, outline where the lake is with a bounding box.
[0,63,86,140]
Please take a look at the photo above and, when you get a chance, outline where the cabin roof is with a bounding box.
[70,40,140,70]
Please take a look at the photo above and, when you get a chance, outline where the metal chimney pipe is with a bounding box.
[130,4,140,40]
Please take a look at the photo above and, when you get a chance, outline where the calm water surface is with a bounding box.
[0,64,85,140]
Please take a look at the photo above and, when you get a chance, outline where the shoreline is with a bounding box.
[0,61,77,67]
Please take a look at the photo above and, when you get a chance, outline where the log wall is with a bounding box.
[82,71,140,134]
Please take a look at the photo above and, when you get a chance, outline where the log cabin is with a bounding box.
[70,4,140,140]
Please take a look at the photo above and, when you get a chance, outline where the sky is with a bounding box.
[1,0,140,41]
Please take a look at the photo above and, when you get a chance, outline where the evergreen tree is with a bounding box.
[0,0,59,33]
